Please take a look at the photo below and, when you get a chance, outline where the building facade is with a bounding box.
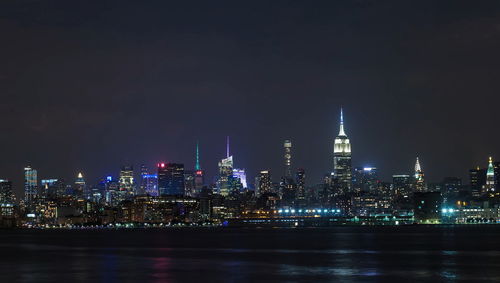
[414,157,426,192]
[24,166,38,209]
[158,163,185,196]
[333,108,352,193]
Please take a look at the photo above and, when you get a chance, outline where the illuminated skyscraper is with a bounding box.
[0,179,14,204]
[414,157,426,192]
[353,167,379,192]
[103,176,121,206]
[157,163,185,196]
[256,170,272,195]
[74,172,86,198]
[333,108,352,192]
[139,164,148,195]
[469,167,486,197]
[184,170,196,197]
[392,174,411,196]
[144,174,158,196]
[217,136,234,196]
[284,140,292,178]
[119,165,134,195]
[41,179,58,199]
[296,168,306,202]
[194,170,204,192]
[157,163,167,194]
[232,168,247,188]
[194,142,205,193]
[24,166,37,207]
[195,141,201,171]
[485,157,495,192]
[494,161,500,192]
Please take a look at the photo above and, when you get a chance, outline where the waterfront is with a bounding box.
[1,226,500,282]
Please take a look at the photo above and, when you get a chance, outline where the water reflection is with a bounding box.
[152,257,172,283]
[1,227,500,282]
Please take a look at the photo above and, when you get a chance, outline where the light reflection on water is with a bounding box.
[1,227,500,282]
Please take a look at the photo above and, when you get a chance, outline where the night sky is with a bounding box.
[2,1,500,195]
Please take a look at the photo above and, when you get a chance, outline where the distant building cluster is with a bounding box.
[1,109,500,228]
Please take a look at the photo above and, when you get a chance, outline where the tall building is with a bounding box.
[194,142,205,193]
[158,163,168,195]
[256,170,272,195]
[232,168,247,188]
[0,179,14,204]
[392,174,411,196]
[470,167,486,197]
[333,108,352,192]
[280,176,296,206]
[139,164,148,195]
[195,141,201,171]
[119,166,134,195]
[485,157,495,192]
[494,161,500,192]
[353,167,378,192]
[74,172,86,198]
[441,177,462,201]
[414,157,426,192]
[184,170,196,197]
[284,140,292,179]
[157,163,185,196]
[104,176,120,206]
[194,170,204,192]
[217,137,234,196]
[296,168,306,202]
[41,179,58,199]
[143,174,158,196]
[24,166,37,207]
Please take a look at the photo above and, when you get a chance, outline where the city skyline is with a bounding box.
[3,2,500,281]
[1,1,500,195]
[4,108,500,198]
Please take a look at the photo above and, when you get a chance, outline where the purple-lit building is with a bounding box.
[232,168,247,188]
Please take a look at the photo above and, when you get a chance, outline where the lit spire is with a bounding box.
[226,136,230,158]
[338,107,346,136]
[487,156,494,176]
[195,141,201,170]
[415,157,421,173]
[77,172,83,179]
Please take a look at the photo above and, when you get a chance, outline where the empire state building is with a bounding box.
[333,108,352,191]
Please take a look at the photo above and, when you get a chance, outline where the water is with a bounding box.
[1,226,500,282]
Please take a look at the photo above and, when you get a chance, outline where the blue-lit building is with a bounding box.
[143,174,158,196]
[158,163,185,196]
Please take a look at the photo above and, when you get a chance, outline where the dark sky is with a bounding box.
[2,0,500,195]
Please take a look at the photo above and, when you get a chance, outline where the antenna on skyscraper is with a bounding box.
[195,141,201,171]
[338,107,346,136]
[226,136,230,158]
